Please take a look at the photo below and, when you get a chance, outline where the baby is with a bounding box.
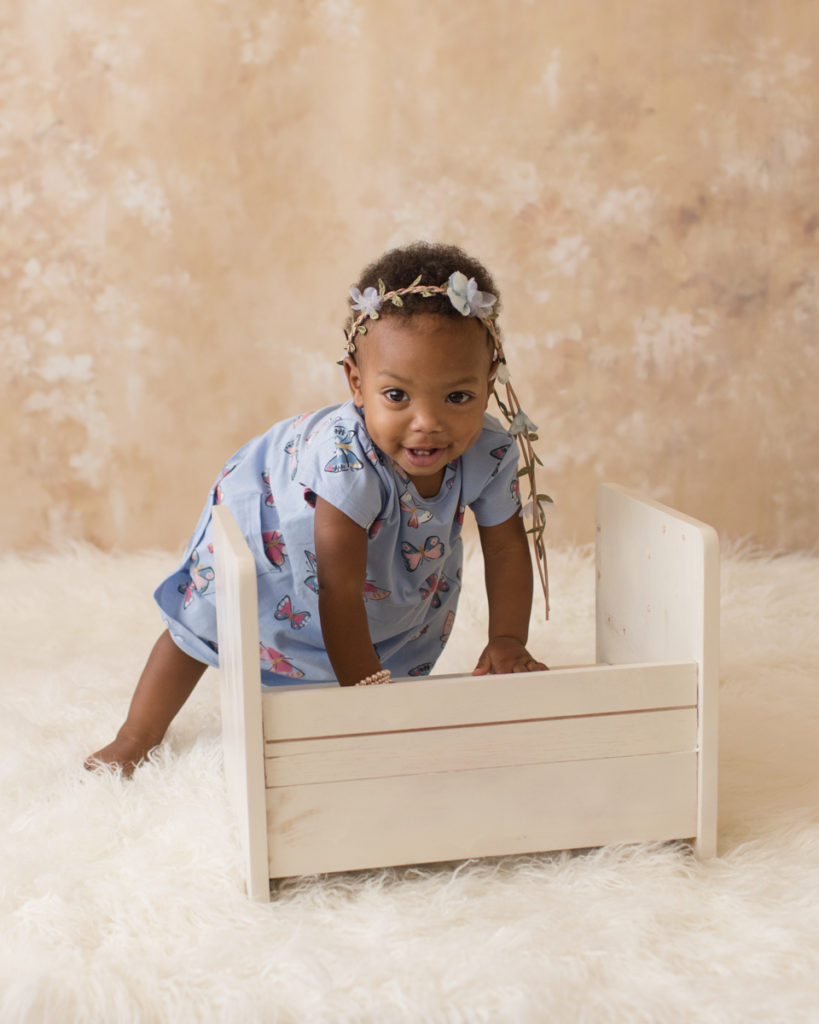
[88,241,550,774]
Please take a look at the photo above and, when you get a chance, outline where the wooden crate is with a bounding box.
[213,483,719,901]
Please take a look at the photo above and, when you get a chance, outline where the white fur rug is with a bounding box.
[2,540,819,1023]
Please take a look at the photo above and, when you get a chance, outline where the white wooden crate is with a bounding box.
[213,483,719,901]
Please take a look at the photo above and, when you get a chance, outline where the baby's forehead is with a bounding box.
[356,312,494,364]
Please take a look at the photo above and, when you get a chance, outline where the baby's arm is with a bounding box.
[313,496,384,686]
[473,512,547,675]
[86,630,206,775]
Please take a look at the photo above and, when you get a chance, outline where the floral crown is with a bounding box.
[345,270,551,617]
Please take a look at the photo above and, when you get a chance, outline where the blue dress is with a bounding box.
[154,400,521,685]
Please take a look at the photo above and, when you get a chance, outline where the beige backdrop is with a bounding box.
[2,0,817,554]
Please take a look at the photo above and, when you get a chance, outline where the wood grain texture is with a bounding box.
[595,483,719,856]
[213,505,270,902]
[267,752,699,878]
[261,661,697,741]
[265,708,698,787]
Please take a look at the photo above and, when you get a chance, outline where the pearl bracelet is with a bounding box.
[356,669,392,686]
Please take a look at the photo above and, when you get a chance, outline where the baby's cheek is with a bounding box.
[464,421,485,451]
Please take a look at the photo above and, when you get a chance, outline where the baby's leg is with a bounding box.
[86,630,206,776]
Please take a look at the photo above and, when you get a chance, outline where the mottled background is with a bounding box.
[2,0,816,554]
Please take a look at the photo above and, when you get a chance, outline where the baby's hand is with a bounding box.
[472,636,548,676]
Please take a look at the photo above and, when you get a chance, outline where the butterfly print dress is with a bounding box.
[154,400,521,686]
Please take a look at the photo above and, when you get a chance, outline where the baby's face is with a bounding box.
[344,313,495,498]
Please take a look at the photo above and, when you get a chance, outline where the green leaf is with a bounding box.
[410,274,423,288]
[377,278,386,296]
[391,295,404,307]
[537,493,554,504]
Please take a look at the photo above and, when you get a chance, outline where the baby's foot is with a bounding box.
[84,728,158,778]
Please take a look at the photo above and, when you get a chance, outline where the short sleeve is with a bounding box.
[467,432,522,527]
[296,418,387,530]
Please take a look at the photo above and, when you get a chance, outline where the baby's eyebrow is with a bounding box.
[376,371,483,387]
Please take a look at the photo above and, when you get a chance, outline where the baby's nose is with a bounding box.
[410,402,443,432]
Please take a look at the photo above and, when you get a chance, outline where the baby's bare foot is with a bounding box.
[84,727,158,778]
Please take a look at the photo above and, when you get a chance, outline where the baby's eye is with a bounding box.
[447,391,473,405]
[383,388,408,403]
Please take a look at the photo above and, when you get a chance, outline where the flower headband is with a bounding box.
[345,270,551,618]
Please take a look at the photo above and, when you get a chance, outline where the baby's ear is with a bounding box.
[343,355,364,406]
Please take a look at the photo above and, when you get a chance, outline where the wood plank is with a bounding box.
[212,505,270,902]
[595,484,719,857]
[261,661,697,741]
[267,752,698,878]
[265,708,698,787]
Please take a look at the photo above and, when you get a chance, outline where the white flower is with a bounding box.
[446,271,497,319]
[495,362,511,384]
[349,286,383,318]
[508,409,538,436]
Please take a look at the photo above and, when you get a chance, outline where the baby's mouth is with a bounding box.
[403,446,444,467]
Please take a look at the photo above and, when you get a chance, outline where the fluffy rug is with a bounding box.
[2,539,818,1023]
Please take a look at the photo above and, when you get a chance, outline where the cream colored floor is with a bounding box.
[1,542,818,1022]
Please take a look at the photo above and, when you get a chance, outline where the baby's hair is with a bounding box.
[344,241,501,337]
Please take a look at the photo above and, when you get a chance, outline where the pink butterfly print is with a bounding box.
[409,624,429,643]
[303,550,318,593]
[510,478,521,505]
[401,536,445,573]
[284,434,301,480]
[456,502,465,526]
[399,490,433,529]
[392,461,410,484]
[368,517,385,539]
[440,610,455,647]
[261,471,275,507]
[214,464,237,504]
[262,530,286,570]
[291,412,312,428]
[363,579,391,601]
[303,488,317,508]
[274,595,311,630]
[409,663,432,676]
[419,572,449,609]
[177,549,215,608]
[259,642,304,678]
[445,460,458,488]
